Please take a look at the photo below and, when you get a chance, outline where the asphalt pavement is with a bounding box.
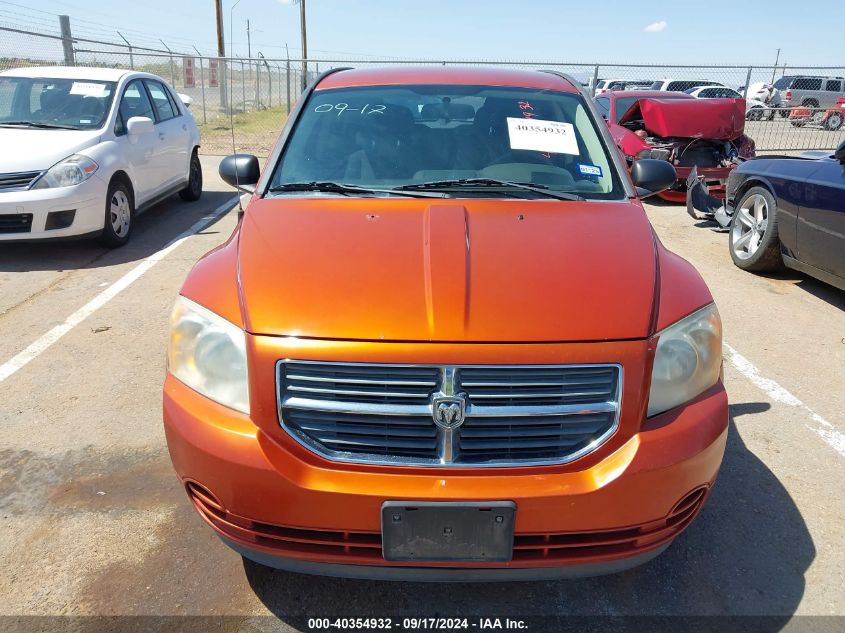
[0,156,843,632]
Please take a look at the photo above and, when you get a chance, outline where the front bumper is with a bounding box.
[660,165,733,203]
[0,174,107,240]
[164,344,728,578]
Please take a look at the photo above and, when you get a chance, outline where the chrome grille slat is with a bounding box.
[467,402,617,417]
[298,423,436,438]
[286,373,436,387]
[278,361,622,467]
[283,397,431,416]
[468,389,612,399]
[286,384,431,398]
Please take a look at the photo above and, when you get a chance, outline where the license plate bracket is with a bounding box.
[381,501,516,562]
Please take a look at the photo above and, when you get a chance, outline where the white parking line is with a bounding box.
[0,195,239,385]
[725,343,845,458]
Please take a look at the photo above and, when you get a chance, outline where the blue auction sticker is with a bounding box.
[577,163,603,177]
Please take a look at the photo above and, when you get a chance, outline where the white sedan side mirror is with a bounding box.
[127,116,154,143]
[177,93,193,108]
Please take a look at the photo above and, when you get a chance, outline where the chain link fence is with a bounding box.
[2,24,844,156]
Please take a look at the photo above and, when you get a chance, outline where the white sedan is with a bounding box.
[684,85,775,121]
[0,66,202,247]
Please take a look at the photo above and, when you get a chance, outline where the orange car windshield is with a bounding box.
[270,84,623,199]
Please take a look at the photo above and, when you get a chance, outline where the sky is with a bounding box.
[1,0,841,67]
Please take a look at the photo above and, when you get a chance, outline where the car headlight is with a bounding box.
[168,296,249,414]
[32,154,99,189]
[647,303,722,417]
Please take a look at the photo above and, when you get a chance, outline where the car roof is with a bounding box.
[316,66,580,93]
[0,66,131,81]
[689,85,737,92]
[606,90,694,99]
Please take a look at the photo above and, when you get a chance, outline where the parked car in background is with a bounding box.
[788,96,845,130]
[776,75,845,111]
[594,79,655,96]
[745,81,784,114]
[165,66,729,581]
[0,66,202,247]
[684,85,775,121]
[594,78,624,96]
[687,140,845,291]
[596,90,755,202]
[649,79,724,92]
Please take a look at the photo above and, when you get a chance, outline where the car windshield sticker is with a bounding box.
[506,117,579,155]
[69,82,106,97]
[577,163,603,177]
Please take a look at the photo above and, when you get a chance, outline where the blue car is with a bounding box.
[687,140,845,291]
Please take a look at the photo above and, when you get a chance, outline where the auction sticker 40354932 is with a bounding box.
[506,117,579,155]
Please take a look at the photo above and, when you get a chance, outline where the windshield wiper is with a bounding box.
[0,121,79,130]
[267,181,446,198]
[394,178,586,201]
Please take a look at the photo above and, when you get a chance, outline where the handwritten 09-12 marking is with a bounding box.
[314,103,387,116]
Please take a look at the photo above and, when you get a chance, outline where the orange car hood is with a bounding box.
[237,197,657,342]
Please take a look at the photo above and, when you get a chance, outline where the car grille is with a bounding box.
[0,213,34,234]
[277,361,622,467]
[0,171,41,191]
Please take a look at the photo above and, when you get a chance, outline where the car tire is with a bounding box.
[729,187,783,272]
[824,112,844,131]
[99,179,133,248]
[778,108,790,118]
[746,107,762,121]
[179,151,203,202]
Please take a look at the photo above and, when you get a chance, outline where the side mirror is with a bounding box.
[631,159,677,198]
[219,153,260,192]
[177,93,193,108]
[126,116,154,142]
[835,140,845,166]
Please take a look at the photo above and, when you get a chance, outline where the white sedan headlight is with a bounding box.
[647,303,722,417]
[168,296,249,414]
[32,154,99,189]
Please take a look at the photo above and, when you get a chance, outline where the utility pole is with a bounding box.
[246,19,251,58]
[58,15,74,65]
[297,0,307,90]
[771,48,781,83]
[214,0,228,111]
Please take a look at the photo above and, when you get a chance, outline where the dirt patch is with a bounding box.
[0,448,179,517]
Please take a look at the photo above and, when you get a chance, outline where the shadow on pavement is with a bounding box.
[243,402,814,628]
[0,190,237,273]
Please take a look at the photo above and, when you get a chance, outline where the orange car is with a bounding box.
[164,67,728,580]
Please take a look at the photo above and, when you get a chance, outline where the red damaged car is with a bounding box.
[595,91,755,202]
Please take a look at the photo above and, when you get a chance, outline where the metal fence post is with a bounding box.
[58,15,74,65]
[592,64,600,94]
[241,60,246,111]
[160,40,176,87]
[118,32,134,69]
[255,59,261,108]
[278,64,283,108]
[743,67,753,99]
[260,54,271,109]
[194,49,207,124]
[286,58,291,114]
